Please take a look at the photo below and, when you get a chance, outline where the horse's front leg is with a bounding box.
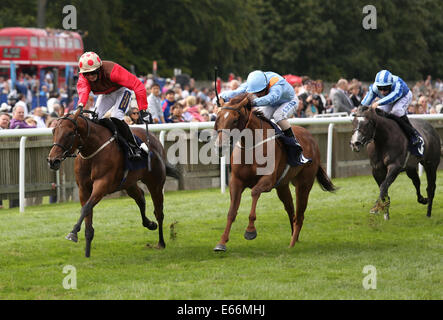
[66,179,108,257]
[214,177,245,252]
[372,164,401,219]
[244,175,275,241]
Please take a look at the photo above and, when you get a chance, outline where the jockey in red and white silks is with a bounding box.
[76,52,148,159]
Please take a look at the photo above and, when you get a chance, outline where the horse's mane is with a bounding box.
[227,92,275,127]
[229,92,250,105]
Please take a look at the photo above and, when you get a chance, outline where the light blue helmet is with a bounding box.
[246,70,268,93]
[374,70,394,87]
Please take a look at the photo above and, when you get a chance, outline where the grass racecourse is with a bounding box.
[0,171,442,300]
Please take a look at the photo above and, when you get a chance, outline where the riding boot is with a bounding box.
[117,120,143,160]
[396,115,422,146]
[283,128,311,164]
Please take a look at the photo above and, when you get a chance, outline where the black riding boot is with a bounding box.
[115,120,142,160]
[393,115,421,145]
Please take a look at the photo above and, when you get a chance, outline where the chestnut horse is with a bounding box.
[47,108,179,257]
[213,93,336,251]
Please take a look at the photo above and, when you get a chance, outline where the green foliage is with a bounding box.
[0,0,442,80]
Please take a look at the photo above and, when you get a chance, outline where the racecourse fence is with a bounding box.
[1,115,443,212]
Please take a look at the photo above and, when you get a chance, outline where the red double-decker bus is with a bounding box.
[0,27,83,88]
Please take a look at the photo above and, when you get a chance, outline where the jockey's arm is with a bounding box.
[253,84,283,107]
[220,83,247,101]
[361,84,376,106]
[109,64,148,111]
[76,74,92,107]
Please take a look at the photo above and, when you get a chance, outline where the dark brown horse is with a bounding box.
[213,93,336,251]
[47,108,179,257]
[350,106,440,219]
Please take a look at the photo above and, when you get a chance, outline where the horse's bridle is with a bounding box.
[52,115,90,160]
[352,116,376,146]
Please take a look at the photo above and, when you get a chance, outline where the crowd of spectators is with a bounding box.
[0,70,67,131]
[1,70,442,132]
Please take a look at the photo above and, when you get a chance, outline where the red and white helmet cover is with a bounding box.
[78,52,102,73]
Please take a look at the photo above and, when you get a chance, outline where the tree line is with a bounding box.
[1,0,442,81]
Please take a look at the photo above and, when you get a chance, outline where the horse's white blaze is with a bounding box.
[350,118,365,145]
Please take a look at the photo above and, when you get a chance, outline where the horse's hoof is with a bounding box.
[384,213,390,221]
[144,220,157,230]
[65,232,78,243]
[369,208,379,215]
[213,244,227,252]
[244,230,257,240]
[418,197,428,205]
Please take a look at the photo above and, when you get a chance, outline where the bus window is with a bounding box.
[67,39,73,49]
[39,37,46,48]
[14,37,28,47]
[74,39,81,49]
[0,36,11,46]
[47,37,54,48]
[59,37,66,48]
[30,37,38,47]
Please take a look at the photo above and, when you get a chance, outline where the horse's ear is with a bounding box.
[73,107,82,120]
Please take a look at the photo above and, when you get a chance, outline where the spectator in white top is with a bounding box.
[147,83,165,123]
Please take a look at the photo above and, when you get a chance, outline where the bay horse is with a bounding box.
[350,106,440,219]
[213,93,336,251]
[47,108,180,257]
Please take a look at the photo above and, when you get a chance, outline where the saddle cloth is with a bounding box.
[267,121,312,166]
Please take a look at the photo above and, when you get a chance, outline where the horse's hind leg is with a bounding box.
[405,167,428,204]
[276,184,295,238]
[424,164,437,218]
[126,185,158,231]
[290,174,315,247]
[144,182,166,249]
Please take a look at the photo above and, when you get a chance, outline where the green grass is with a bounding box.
[0,171,442,300]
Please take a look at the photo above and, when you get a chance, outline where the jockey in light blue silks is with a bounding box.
[220,70,299,144]
[361,69,424,156]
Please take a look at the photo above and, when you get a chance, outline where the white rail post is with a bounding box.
[220,156,226,193]
[327,123,335,178]
[159,130,166,147]
[19,136,27,213]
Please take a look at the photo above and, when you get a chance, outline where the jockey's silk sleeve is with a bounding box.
[109,64,148,111]
[254,83,284,107]
[361,84,376,106]
[77,74,92,106]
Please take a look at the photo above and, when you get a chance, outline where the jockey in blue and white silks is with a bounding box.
[361,70,424,156]
[220,70,299,144]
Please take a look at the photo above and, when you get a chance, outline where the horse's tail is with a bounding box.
[316,165,337,192]
[165,162,181,180]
